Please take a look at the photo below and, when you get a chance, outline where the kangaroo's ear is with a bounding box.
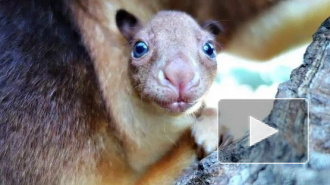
[115,9,142,41]
[201,20,224,36]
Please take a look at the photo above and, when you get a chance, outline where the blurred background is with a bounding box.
[207,44,308,138]
[207,44,307,106]
[199,0,330,138]
[200,0,330,105]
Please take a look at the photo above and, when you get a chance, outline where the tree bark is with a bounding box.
[176,17,330,185]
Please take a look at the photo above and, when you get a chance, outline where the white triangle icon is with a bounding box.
[249,116,278,147]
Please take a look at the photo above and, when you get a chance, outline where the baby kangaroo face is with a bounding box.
[116,9,222,114]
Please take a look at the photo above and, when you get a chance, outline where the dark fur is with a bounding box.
[0,0,107,184]
[115,9,142,41]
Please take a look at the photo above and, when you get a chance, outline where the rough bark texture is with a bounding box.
[176,18,330,185]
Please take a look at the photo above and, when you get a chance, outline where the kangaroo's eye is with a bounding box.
[132,41,148,58]
[203,42,216,59]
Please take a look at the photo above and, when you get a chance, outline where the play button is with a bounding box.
[217,98,308,164]
[249,116,278,147]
